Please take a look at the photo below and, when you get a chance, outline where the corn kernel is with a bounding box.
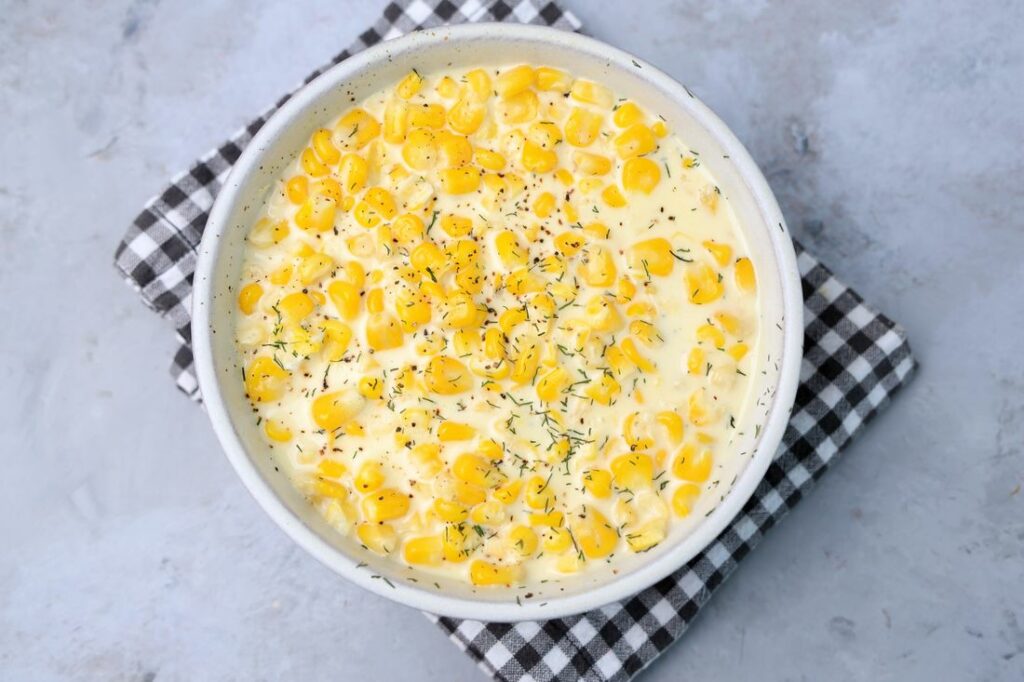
[403,535,442,565]
[571,150,611,176]
[311,389,363,431]
[383,99,408,144]
[687,263,724,304]
[582,469,613,498]
[620,337,654,373]
[672,483,701,517]
[703,240,733,266]
[366,312,404,350]
[294,194,337,232]
[298,252,333,285]
[362,488,410,522]
[571,508,618,559]
[355,461,386,493]
[565,107,603,147]
[448,96,486,134]
[625,519,665,552]
[697,323,726,349]
[570,79,613,108]
[437,75,458,98]
[396,70,423,99]
[735,257,757,292]
[312,128,341,165]
[496,65,535,98]
[621,157,661,194]
[320,320,353,362]
[521,141,557,174]
[339,153,369,193]
[438,421,476,442]
[439,166,481,194]
[612,101,644,128]
[249,218,290,247]
[728,343,750,361]
[524,475,554,510]
[578,245,617,287]
[614,123,657,159]
[474,147,506,171]
[673,443,713,482]
[356,522,397,554]
[601,184,627,208]
[357,376,384,401]
[410,442,443,477]
[300,147,330,177]
[285,176,308,204]
[651,120,669,137]
[238,283,263,315]
[536,66,571,92]
[611,453,654,491]
[263,419,292,442]
[469,560,521,586]
[335,108,380,149]
[424,356,472,395]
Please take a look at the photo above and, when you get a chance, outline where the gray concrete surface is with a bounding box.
[1,0,1022,680]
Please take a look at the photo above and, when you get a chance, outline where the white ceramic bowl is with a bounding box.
[193,23,803,622]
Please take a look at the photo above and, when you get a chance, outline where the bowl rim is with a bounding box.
[193,22,803,622]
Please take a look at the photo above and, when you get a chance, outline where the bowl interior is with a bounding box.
[195,24,800,621]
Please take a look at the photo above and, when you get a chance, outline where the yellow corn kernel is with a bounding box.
[528,511,564,528]
[532,191,556,218]
[237,283,263,315]
[521,141,557,174]
[651,120,668,137]
[611,453,654,491]
[697,323,726,349]
[494,230,528,268]
[338,153,369,194]
[494,480,522,507]
[442,292,480,329]
[534,365,569,403]
[687,263,724,304]
[448,96,486,134]
[463,68,492,100]
[320,320,353,362]
[570,150,611,176]
[507,526,538,557]
[325,281,359,321]
[585,295,624,334]
[497,90,538,125]
[313,177,343,204]
[735,257,757,292]
[409,241,444,276]
[510,339,541,385]
[474,147,506,171]
[469,560,521,586]
[354,461,386,493]
[612,101,644,128]
[578,245,617,287]
[571,508,619,559]
[688,389,714,426]
[527,121,562,150]
[356,187,397,229]
[534,65,570,91]
[703,240,733,266]
[504,267,543,295]
[524,475,554,510]
[362,488,410,523]
[318,458,347,479]
[437,133,472,169]
[300,147,330,177]
[294,194,337,233]
[366,312,404,351]
[656,411,685,445]
[570,79,613,108]
[383,99,408,144]
[335,108,380,149]
[298,252,333,285]
[401,127,437,171]
[357,376,384,401]
[583,221,610,240]
[564,107,603,147]
[405,103,445,130]
[439,166,481,194]
[728,343,750,361]
[395,289,431,331]
[262,419,292,443]
[625,520,665,552]
[470,500,505,526]
[249,218,290,248]
[314,479,349,501]
[480,328,505,363]
[582,469,613,499]
[410,442,443,477]
[277,292,313,323]
[700,184,720,212]
[621,337,655,373]
[625,238,678,279]
[385,215,421,247]
[365,288,384,314]
[356,522,397,554]
[712,313,740,335]
[311,389,363,431]
[539,527,569,553]
[613,123,657,159]
[601,184,627,208]
[396,70,423,99]
[423,356,472,395]
[686,346,706,375]
[434,498,469,523]
[403,535,442,566]
[496,65,535,98]
[285,176,308,204]
[453,453,492,489]
[672,483,701,517]
[438,421,476,442]
[621,157,661,194]
[616,277,637,304]
[437,75,459,98]
[311,128,341,165]
[584,374,620,405]
[630,320,660,346]
[499,307,527,333]
[554,168,574,186]
[673,443,713,482]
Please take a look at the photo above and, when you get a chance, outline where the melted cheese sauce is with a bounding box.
[234,64,760,587]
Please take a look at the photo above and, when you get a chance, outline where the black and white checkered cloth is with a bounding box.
[113,1,917,679]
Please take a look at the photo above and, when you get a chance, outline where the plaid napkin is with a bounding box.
[113,1,917,680]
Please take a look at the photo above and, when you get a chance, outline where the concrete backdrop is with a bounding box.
[1,0,1022,680]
